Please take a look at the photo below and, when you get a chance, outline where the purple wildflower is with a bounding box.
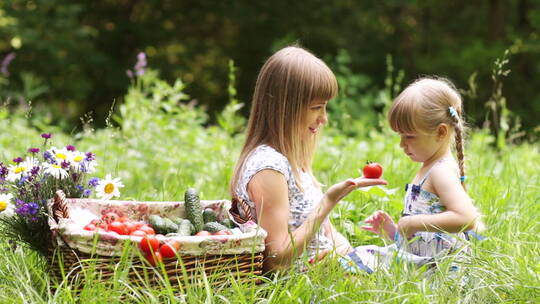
[27,202,39,215]
[28,147,40,154]
[61,160,70,169]
[30,166,40,176]
[15,199,24,207]
[76,184,84,192]
[66,145,76,151]
[1,52,15,76]
[43,150,54,162]
[85,152,95,161]
[126,70,134,79]
[18,176,28,185]
[88,177,100,187]
[83,189,92,197]
[13,157,23,164]
[134,52,147,76]
[0,163,7,178]
[41,133,52,139]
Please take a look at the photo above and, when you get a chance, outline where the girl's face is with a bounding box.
[398,129,447,164]
[302,99,328,140]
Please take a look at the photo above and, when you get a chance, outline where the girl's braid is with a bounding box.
[451,111,466,190]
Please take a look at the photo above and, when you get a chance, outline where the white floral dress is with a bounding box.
[234,145,333,267]
[340,159,475,274]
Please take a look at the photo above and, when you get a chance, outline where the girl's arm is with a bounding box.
[248,169,386,270]
[397,163,479,237]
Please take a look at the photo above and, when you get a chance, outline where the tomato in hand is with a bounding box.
[363,162,383,179]
[139,235,160,255]
[159,241,180,259]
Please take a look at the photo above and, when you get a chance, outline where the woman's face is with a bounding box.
[302,99,328,140]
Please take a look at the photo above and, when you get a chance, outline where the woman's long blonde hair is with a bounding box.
[388,77,467,188]
[230,46,337,196]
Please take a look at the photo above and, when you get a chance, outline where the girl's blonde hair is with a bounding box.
[230,46,337,196]
[388,77,467,188]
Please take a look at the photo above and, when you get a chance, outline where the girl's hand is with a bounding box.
[324,177,387,207]
[361,210,398,240]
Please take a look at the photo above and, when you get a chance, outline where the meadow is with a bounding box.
[0,69,538,303]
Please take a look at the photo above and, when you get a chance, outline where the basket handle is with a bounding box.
[230,197,257,224]
[52,190,70,221]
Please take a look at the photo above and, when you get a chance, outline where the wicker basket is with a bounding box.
[47,190,265,288]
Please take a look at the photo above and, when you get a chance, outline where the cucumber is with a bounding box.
[177,219,194,236]
[171,216,184,226]
[203,208,217,223]
[185,188,204,233]
[220,218,236,229]
[148,215,166,233]
[203,222,229,233]
[162,218,179,234]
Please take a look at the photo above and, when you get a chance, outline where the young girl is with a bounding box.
[229,46,387,272]
[342,77,483,273]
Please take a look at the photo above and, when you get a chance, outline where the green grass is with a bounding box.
[0,72,539,303]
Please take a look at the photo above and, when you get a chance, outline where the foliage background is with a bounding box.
[1,0,540,135]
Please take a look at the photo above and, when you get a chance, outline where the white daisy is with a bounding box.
[49,147,72,164]
[83,159,97,173]
[0,193,14,217]
[95,174,124,200]
[6,157,39,182]
[69,151,86,171]
[43,163,69,180]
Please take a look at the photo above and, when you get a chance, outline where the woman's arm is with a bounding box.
[248,170,386,270]
[397,164,479,237]
[324,220,353,256]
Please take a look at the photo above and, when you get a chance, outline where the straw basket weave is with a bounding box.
[47,190,265,288]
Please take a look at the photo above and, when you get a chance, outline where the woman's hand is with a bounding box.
[361,210,398,240]
[324,177,387,207]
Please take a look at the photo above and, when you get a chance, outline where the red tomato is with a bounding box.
[83,224,96,231]
[363,162,383,179]
[102,212,119,224]
[195,231,211,236]
[159,241,180,259]
[139,225,155,235]
[118,216,130,223]
[139,235,160,255]
[108,221,128,235]
[213,230,230,236]
[145,251,163,266]
[130,230,147,237]
[123,222,138,234]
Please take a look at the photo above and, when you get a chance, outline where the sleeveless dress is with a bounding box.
[340,159,473,274]
[234,145,334,268]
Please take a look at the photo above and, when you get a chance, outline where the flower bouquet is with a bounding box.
[0,133,123,256]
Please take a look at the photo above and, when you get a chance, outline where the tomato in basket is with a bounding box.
[102,212,120,224]
[130,230,147,237]
[145,251,163,266]
[108,221,128,235]
[139,225,155,235]
[83,223,96,231]
[139,235,160,255]
[159,241,180,259]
